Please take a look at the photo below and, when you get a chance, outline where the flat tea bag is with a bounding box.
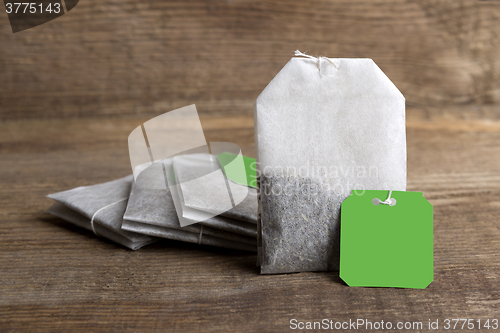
[174,154,234,216]
[254,52,406,274]
[123,160,257,248]
[46,176,157,250]
[167,155,257,235]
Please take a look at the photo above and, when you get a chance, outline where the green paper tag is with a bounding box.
[340,190,433,289]
[217,152,257,188]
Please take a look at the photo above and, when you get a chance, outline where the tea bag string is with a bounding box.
[294,50,338,70]
[90,198,128,235]
[372,190,397,206]
[380,190,393,205]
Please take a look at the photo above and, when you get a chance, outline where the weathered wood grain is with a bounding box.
[0,108,499,332]
[1,0,500,121]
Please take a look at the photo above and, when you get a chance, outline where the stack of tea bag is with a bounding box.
[122,152,258,251]
[46,153,258,252]
[46,175,157,250]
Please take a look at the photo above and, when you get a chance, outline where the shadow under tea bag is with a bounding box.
[254,52,406,274]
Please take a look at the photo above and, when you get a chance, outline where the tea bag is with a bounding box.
[46,175,157,250]
[173,153,234,216]
[165,156,257,235]
[123,177,256,244]
[254,52,406,274]
[123,160,257,250]
[128,104,252,226]
[47,203,153,250]
[168,153,255,228]
[126,105,257,250]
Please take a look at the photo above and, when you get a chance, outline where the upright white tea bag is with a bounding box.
[254,52,406,274]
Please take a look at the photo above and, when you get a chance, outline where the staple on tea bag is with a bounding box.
[255,52,406,274]
[46,175,157,250]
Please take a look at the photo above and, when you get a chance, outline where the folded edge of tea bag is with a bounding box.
[169,173,258,236]
[124,214,256,246]
[89,199,152,243]
[47,202,156,250]
[47,175,134,220]
[47,175,155,243]
[199,215,257,238]
[125,173,257,239]
[170,153,259,225]
[47,175,159,248]
[219,187,258,224]
[122,220,257,252]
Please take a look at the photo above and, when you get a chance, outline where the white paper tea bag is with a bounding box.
[254,52,406,274]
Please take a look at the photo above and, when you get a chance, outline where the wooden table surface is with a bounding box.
[0,107,498,332]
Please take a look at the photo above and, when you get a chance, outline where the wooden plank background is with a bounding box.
[1,0,500,121]
[0,109,499,331]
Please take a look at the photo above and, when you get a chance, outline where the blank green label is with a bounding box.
[340,190,433,289]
